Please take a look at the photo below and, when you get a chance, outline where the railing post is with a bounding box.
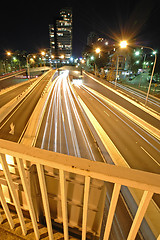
[127,190,153,240]
[82,176,90,240]
[103,183,121,240]
[0,153,27,235]
[36,163,54,240]
[16,157,40,239]
[59,169,68,240]
[0,185,14,229]
[0,212,3,223]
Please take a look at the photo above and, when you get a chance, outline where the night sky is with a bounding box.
[0,0,160,57]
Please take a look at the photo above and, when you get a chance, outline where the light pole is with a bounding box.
[95,48,101,76]
[95,48,101,58]
[6,51,12,73]
[26,54,31,79]
[115,41,128,87]
[25,54,36,79]
[144,49,157,106]
[134,45,157,105]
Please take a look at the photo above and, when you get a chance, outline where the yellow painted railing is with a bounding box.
[0,139,160,240]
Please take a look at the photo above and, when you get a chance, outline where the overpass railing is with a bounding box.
[0,139,159,240]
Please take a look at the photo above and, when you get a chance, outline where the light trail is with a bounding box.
[78,84,160,167]
[39,71,97,161]
[81,85,160,151]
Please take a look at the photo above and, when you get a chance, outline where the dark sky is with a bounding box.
[0,0,160,57]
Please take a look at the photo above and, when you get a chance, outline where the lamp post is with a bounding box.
[133,45,157,106]
[25,54,37,79]
[6,51,12,73]
[144,48,157,106]
[95,48,101,58]
[26,54,31,79]
[115,40,128,87]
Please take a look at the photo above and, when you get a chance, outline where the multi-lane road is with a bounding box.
[0,70,54,142]
[0,67,159,238]
[35,71,103,162]
[0,68,159,180]
[33,69,159,238]
[74,73,160,173]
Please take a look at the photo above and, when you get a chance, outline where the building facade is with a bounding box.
[49,8,72,59]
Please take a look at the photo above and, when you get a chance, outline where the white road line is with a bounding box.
[84,72,160,121]
[104,111,110,117]
[80,84,160,153]
[140,146,160,167]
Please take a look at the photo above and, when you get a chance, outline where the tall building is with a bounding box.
[49,8,72,59]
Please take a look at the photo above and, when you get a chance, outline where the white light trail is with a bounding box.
[40,70,97,161]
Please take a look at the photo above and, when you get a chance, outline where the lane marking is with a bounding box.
[78,96,129,168]
[9,122,15,135]
[104,111,110,117]
[81,84,160,142]
[84,72,160,121]
[140,146,160,167]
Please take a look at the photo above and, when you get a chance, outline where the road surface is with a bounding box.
[36,71,103,162]
[83,72,160,130]
[0,70,54,142]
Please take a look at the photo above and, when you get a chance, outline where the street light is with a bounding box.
[135,51,140,56]
[6,51,12,56]
[134,46,157,105]
[120,40,128,48]
[115,40,128,87]
[145,49,157,105]
[95,48,101,54]
[41,51,45,56]
[25,53,37,79]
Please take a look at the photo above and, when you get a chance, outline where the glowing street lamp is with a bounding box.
[120,40,128,48]
[41,51,45,56]
[115,41,128,87]
[135,45,157,105]
[135,51,140,56]
[6,51,12,56]
[95,48,101,54]
[95,48,101,59]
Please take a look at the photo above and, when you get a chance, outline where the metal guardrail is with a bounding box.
[0,139,160,240]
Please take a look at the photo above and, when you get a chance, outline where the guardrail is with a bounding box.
[0,69,26,81]
[0,139,159,240]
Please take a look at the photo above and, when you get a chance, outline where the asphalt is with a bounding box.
[35,72,144,239]
[0,74,28,91]
[0,81,31,108]
[35,73,103,162]
[0,72,52,143]
[83,73,160,130]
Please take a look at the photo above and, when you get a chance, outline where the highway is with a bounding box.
[35,68,159,202]
[0,70,27,90]
[0,79,37,108]
[73,83,160,174]
[113,81,160,112]
[0,68,158,238]
[35,70,144,239]
[34,69,160,239]
[35,71,103,162]
[71,74,160,211]
[0,70,54,142]
[83,72,160,130]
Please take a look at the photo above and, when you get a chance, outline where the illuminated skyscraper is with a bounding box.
[49,8,72,59]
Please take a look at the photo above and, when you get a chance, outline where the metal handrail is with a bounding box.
[0,139,159,240]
